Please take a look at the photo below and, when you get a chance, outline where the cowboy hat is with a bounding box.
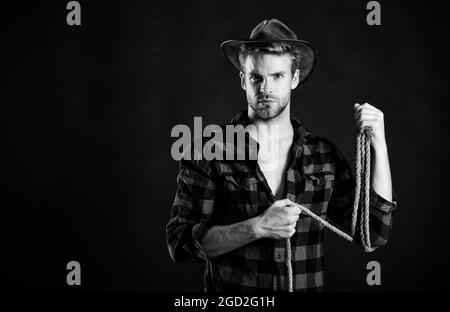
[220,18,317,85]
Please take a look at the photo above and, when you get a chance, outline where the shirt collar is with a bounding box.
[229,110,311,156]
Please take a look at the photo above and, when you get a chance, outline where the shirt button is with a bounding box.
[275,252,281,261]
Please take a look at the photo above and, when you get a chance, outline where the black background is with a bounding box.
[2,0,450,291]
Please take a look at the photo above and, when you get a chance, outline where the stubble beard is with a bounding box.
[249,96,290,121]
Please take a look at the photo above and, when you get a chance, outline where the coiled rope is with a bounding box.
[285,127,375,292]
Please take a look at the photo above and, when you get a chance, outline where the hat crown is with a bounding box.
[220,18,316,85]
[249,19,298,41]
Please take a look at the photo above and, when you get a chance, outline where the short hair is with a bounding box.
[238,42,300,75]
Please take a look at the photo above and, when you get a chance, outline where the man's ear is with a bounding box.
[239,71,246,90]
[291,69,300,90]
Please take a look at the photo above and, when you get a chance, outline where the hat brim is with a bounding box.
[220,39,317,85]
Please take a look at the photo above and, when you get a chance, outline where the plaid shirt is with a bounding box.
[166,111,397,292]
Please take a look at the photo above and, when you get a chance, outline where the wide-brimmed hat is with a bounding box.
[220,19,317,85]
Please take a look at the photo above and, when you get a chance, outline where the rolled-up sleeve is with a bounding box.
[367,189,397,246]
[166,158,216,262]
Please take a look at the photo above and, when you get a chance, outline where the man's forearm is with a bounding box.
[371,142,393,201]
[200,216,262,258]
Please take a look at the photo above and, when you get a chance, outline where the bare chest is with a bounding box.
[257,138,293,199]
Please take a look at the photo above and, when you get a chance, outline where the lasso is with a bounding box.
[286,127,375,292]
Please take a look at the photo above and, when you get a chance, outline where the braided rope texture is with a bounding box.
[286,238,293,292]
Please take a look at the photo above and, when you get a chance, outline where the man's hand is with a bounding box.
[354,103,387,151]
[253,199,302,239]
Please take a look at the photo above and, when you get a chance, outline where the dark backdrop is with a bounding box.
[3,0,450,291]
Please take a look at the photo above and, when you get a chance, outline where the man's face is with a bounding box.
[240,53,300,121]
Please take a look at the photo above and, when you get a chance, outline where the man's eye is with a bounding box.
[275,74,283,79]
[250,76,260,82]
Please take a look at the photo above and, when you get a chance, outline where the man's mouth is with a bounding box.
[258,99,276,105]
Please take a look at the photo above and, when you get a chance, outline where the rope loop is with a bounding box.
[285,127,375,292]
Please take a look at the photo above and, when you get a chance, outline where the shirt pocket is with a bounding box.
[301,171,335,217]
[220,175,260,219]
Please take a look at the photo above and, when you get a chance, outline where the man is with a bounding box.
[166,19,396,291]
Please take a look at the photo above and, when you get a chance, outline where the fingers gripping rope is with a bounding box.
[285,128,375,292]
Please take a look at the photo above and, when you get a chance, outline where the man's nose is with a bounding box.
[259,79,272,95]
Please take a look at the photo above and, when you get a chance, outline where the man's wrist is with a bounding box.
[372,140,388,155]
[249,215,265,239]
